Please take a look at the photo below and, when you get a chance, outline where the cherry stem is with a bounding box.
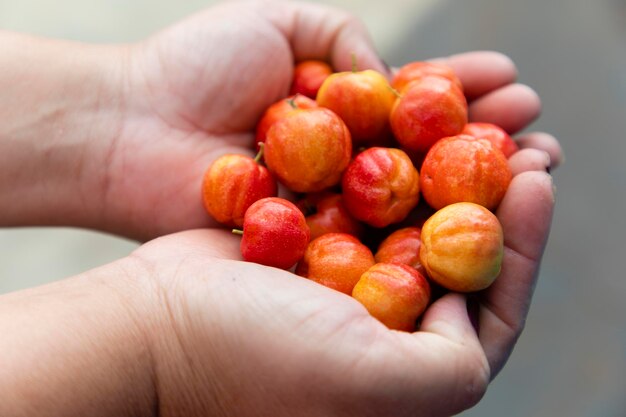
[232,229,244,236]
[388,85,402,99]
[351,53,358,72]
[286,97,298,109]
[254,142,265,163]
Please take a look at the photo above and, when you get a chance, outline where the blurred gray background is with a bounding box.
[1,0,625,416]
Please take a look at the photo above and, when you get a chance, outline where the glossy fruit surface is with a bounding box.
[462,122,519,158]
[240,197,310,270]
[342,147,420,228]
[352,263,431,331]
[390,76,468,153]
[317,69,396,143]
[264,107,352,193]
[202,154,277,227]
[419,202,503,292]
[374,227,425,274]
[297,192,364,241]
[296,233,375,294]
[254,94,317,151]
[420,134,512,210]
[391,61,463,93]
[290,60,333,99]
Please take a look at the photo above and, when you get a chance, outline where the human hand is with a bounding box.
[84,0,562,241]
[0,0,561,241]
[0,1,560,415]
[0,162,553,417]
[124,164,553,417]
[95,0,389,240]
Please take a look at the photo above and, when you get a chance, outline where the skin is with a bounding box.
[0,0,562,415]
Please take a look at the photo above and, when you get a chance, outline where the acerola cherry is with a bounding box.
[296,233,375,295]
[390,75,468,153]
[342,147,420,228]
[317,69,396,143]
[420,134,512,210]
[391,61,463,93]
[290,60,333,99]
[201,153,276,227]
[254,94,317,151]
[419,202,504,292]
[462,122,519,158]
[238,197,310,270]
[264,107,352,193]
[374,227,425,276]
[352,263,431,332]
[297,192,364,241]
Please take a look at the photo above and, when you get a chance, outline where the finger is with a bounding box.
[262,0,388,75]
[479,171,555,377]
[468,83,542,134]
[419,293,478,345]
[433,51,518,101]
[408,293,490,414]
[136,229,243,262]
[355,294,489,416]
[515,131,564,169]
[508,148,551,176]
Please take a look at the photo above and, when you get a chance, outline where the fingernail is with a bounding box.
[466,296,480,335]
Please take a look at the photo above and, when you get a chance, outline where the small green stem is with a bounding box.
[254,142,265,163]
[232,229,244,236]
[388,85,402,99]
[286,97,298,109]
[351,53,358,72]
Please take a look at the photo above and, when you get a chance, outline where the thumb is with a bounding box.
[419,292,491,408]
[419,293,484,352]
[399,293,491,415]
[134,229,243,263]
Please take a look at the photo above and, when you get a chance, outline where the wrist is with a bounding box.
[0,255,159,416]
[0,31,128,229]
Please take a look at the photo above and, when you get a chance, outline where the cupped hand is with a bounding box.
[99,0,386,240]
[128,165,553,417]
[108,3,558,410]
[96,0,561,241]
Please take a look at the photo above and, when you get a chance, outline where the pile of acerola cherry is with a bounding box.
[202,59,516,331]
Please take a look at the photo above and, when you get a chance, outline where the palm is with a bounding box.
[134,157,553,416]
[103,4,299,240]
[136,229,486,417]
[80,0,562,414]
[101,1,561,243]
